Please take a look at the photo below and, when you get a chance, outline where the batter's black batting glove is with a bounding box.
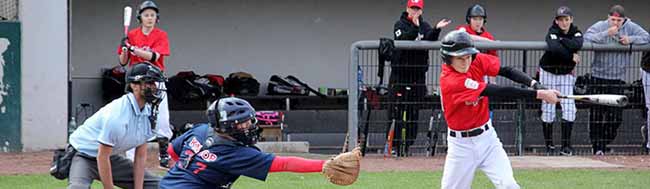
[531,80,548,90]
[121,37,135,52]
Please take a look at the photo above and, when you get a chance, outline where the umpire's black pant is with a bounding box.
[588,76,625,153]
[386,76,426,156]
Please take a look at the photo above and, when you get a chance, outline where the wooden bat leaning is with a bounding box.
[559,94,628,107]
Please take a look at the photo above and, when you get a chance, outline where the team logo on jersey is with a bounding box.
[189,137,203,153]
[464,79,479,90]
[198,150,218,162]
[395,29,402,37]
[550,34,558,40]
[464,96,484,106]
[415,33,424,41]
[575,32,582,37]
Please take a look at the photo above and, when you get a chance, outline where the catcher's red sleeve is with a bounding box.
[269,156,325,173]
[167,145,179,161]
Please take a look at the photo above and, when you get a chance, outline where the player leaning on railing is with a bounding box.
[538,6,584,156]
[584,4,650,155]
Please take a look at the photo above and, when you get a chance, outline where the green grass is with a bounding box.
[2,169,650,189]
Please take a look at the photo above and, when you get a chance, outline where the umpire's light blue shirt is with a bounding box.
[69,93,156,157]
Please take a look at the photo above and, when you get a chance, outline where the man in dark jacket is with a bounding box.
[387,0,451,157]
[538,6,583,156]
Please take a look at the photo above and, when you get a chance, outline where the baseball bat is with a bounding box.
[559,94,628,107]
[383,119,395,159]
[123,6,132,37]
[425,113,434,157]
[121,6,133,66]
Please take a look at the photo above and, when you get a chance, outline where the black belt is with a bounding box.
[449,124,490,138]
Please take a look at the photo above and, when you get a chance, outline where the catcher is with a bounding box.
[159,97,361,188]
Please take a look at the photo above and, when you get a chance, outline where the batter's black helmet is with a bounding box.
[440,30,479,63]
[125,62,166,103]
[465,4,487,24]
[137,1,159,21]
[207,97,260,145]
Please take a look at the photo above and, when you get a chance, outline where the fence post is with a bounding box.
[515,50,528,156]
[348,45,360,152]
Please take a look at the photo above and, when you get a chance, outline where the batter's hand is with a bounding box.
[537,89,560,104]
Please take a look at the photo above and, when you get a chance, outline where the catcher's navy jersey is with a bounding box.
[160,124,274,189]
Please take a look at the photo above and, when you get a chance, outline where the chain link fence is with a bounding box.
[0,0,19,21]
[349,40,650,156]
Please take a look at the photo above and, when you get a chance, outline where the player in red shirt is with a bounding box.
[118,1,170,69]
[438,30,560,189]
[455,4,497,57]
[117,0,173,169]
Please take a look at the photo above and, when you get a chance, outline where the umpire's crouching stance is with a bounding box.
[439,30,561,189]
[67,63,164,189]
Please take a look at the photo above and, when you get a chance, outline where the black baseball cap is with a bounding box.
[555,6,572,18]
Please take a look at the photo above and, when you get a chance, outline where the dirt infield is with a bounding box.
[1,151,649,175]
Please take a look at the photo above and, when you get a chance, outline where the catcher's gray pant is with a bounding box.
[441,120,520,189]
[642,69,650,149]
[68,153,160,189]
[540,69,576,122]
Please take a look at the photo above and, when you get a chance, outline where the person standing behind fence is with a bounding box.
[538,6,583,156]
[584,5,649,155]
[455,4,497,57]
[117,0,174,168]
[388,0,451,157]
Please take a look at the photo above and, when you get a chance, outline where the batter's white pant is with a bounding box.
[642,69,650,149]
[126,83,172,161]
[442,120,520,189]
[540,69,577,123]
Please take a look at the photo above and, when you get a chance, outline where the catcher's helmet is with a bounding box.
[466,4,487,23]
[207,97,260,145]
[440,30,479,63]
[137,1,159,21]
[125,62,166,104]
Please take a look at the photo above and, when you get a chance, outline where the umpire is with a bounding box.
[538,6,583,156]
[387,0,450,157]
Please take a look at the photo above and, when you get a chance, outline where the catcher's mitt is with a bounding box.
[322,147,361,185]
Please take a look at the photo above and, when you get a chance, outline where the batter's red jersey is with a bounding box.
[440,53,500,131]
[456,25,498,57]
[117,27,170,70]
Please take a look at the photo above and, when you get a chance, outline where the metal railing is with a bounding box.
[348,40,650,156]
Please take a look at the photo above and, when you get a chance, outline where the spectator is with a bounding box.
[388,0,451,157]
[538,6,583,156]
[584,4,649,155]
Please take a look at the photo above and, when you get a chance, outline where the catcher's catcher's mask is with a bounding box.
[207,97,260,145]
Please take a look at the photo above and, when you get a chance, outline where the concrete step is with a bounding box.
[256,141,310,153]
